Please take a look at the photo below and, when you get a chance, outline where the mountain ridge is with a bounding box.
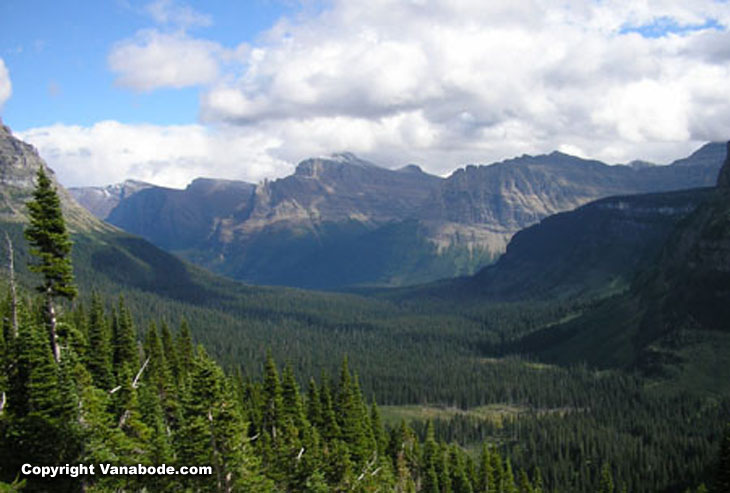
[70,144,727,289]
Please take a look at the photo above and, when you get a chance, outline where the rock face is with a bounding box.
[72,144,727,289]
[0,123,109,232]
[69,180,154,219]
[478,142,730,374]
[107,178,256,251]
[469,188,712,300]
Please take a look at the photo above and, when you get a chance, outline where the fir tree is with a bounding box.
[24,167,77,363]
[598,462,614,493]
[112,297,138,374]
[86,292,114,389]
[716,424,730,493]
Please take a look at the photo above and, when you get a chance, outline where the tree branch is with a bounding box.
[109,357,150,394]
[132,357,150,388]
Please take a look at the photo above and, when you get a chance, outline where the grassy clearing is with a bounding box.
[381,403,527,428]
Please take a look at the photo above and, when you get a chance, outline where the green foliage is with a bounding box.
[24,168,76,300]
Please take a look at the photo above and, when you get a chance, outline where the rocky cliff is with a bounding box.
[0,122,110,233]
[71,144,727,289]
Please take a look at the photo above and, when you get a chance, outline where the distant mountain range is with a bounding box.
[435,142,730,389]
[5,118,730,394]
[71,144,726,289]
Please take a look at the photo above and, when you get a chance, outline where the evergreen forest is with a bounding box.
[0,170,729,493]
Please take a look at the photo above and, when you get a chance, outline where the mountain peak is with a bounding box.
[670,142,726,167]
[717,141,730,188]
[294,153,380,178]
[397,164,425,174]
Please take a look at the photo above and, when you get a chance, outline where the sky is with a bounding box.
[1,0,730,188]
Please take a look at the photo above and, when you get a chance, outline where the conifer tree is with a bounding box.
[176,319,194,384]
[281,363,306,433]
[478,444,496,493]
[370,399,388,459]
[319,375,341,442]
[160,321,181,386]
[598,462,614,493]
[86,292,114,389]
[261,351,283,441]
[307,377,323,428]
[179,347,268,492]
[112,297,138,373]
[1,320,80,489]
[449,444,473,493]
[502,459,518,493]
[716,424,730,493]
[24,167,77,363]
[422,421,440,493]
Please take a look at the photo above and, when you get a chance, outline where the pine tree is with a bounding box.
[24,167,77,363]
[307,377,323,428]
[716,424,730,493]
[422,421,440,493]
[448,444,473,493]
[86,292,114,389]
[160,321,181,387]
[176,319,194,384]
[1,320,81,490]
[478,444,496,493]
[598,462,614,493]
[112,297,138,373]
[178,347,268,492]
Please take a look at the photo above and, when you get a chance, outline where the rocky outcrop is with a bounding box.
[71,144,727,289]
[69,180,153,219]
[107,178,256,251]
[469,188,712,300]
[0,123,109,232]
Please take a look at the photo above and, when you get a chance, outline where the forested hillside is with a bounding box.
[2,124,730,491]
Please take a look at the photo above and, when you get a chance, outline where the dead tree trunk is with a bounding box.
[4,232,18,338]
[46,290,60,363]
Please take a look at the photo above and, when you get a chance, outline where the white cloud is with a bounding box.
[30,0,730,187]
[196,0,730,170]
[145,0,212,30]
[18,121,291,189]
[108,30,221,91]
[0,58,12,111]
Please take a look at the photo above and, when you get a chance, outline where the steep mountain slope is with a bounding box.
[72,145,725,289]
[0,122,232,303]
[0,123,108,233]
[469,187,714,301]
[107,178,256,251]
[69,179,153,219]
[502,144,730,388]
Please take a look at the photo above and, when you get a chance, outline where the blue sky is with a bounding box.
[1,0,729,188]
[0,0,295,128]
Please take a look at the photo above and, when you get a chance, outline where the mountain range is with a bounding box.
[4,118,730,393]
[71,144,727,289]
[451,143,730,389]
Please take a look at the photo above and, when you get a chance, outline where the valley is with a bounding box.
[1,122,729,491]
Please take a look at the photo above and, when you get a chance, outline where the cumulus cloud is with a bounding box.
[27,0,730,186]
[18,122,291,189]
[109,30,221,91]
[196,0,730,171]
[144,0,212,30]
[0,58,12,111]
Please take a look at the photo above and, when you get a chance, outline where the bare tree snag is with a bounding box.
[4,232,18,338]
[46,290,61,363]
